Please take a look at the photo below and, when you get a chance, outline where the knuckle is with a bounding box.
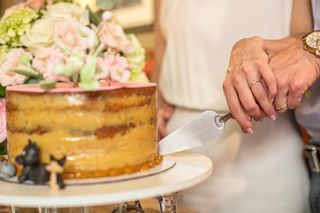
[240,64,253,75]
[243,103,258,115]
[268,86,277,97]
[232,74,243,85]
[223,80,230,91]
[289,80,305,96]
[276,78,287,90]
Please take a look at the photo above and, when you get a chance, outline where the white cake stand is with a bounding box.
[0,151,212,212]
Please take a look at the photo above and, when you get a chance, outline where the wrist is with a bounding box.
[264,37,299,56]
[307,53,320,78]
[302,31,320,77]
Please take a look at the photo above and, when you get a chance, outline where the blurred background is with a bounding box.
[0,0,156,77]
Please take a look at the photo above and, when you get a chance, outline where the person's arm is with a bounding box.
[290,0,313,36]
[266,0,315,111]
[152,0,175,139]
[262,0,313,56]
[223,0,314,133]
[151,0,165,84]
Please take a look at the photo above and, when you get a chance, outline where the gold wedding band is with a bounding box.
[248,79,262,88]
[275,103,287,111]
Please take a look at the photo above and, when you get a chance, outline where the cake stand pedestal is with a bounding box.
[0,151,212,213]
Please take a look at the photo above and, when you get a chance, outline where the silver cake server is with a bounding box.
[158,111,233,156]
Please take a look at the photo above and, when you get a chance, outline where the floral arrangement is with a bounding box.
[0,0,149,146]
[0,0,148,93]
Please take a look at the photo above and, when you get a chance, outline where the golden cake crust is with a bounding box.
[6,83,161,179]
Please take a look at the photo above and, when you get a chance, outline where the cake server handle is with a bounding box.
[159,111,233,156]
[218,112,233,123]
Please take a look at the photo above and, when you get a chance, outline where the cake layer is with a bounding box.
[6,83,161,178]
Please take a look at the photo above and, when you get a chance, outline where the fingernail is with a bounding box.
[270,115,276,121]
[246,128,254,134]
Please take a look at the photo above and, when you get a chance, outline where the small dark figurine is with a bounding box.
[46,155,66,191]
[15,139,49,184]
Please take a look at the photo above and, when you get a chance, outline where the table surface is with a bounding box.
[0,151,212,208]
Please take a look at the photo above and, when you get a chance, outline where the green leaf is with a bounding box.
[79,80,100,90]
[96,0,115,10]
[87,6,103,26]
[19,53,31,66]
[11,66,40,77]
[24,77,43,84]
[39,80,57,90]
[129,68,149,83]
[80,56,97,82]
[55,63,74,77]
[0,139,7,155]
[0,86,5,98]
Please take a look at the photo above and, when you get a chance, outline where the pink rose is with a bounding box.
[0,48,30,87]
[54,18,95,51]
[32,46,70,82]
[26,0,46,10]
[0,99,6,143]
[98,23,132,53]
[96,54,130,82]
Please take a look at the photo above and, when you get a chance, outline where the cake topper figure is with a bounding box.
[46,155,66,192]
[15,139,49,184]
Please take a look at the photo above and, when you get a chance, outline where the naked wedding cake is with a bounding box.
[0,0,161,179]
[6,83,161,179]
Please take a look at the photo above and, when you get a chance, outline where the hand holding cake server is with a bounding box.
[221,0,320,135]
[223,34,320,133]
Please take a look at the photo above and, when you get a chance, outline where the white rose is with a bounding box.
[21,3,90,49]
[45,3,89,25]
[21,18,55,49]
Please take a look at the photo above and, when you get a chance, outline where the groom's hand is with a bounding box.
[269,40,320,111]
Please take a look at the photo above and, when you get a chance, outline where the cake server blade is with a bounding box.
[159,111,232,156]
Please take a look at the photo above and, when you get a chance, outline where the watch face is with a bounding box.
[306,31,320,49]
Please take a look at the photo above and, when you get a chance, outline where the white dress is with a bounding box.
[159,0,310,213]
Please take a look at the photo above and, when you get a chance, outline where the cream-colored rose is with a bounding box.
[21,3,90,49]
[46,3,89,25]
[21,18,55,49]
[0,48,31,87]
[98,23,132,53]
[54,18,97,51]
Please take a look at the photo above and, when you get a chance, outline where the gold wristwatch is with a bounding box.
[303,30,320,57]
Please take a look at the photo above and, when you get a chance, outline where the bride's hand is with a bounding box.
[223,37,277,133]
